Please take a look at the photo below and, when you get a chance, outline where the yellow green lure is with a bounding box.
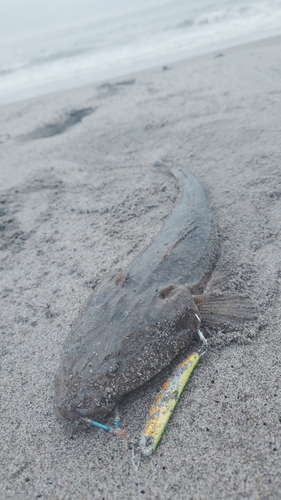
[140,330,207,456]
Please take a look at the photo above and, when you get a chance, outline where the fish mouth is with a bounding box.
[59,405,111,421]
[59,405,82,421]
[58,388,107,421]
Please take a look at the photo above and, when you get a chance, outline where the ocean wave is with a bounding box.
[0,60,29,77]
[0,0,281,105]
[173,19,194,30]
[30,48,93,67]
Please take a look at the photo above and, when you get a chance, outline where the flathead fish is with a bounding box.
[55,168,220,420]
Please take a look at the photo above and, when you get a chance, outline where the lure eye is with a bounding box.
[107,363,119,377]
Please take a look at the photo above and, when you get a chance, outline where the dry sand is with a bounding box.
[1,35,281,499]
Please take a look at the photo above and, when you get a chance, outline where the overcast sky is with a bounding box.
[0,0,173,42]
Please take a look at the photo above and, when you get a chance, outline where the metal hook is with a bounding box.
[197,329,209,356]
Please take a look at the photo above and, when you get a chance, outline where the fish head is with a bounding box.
[55,345,125,421]
[55,281,200,421]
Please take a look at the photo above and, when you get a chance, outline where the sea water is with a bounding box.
[0,0,281,106]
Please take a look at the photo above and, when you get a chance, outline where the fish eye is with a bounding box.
[107,363,119,377]
[159,284,177,299]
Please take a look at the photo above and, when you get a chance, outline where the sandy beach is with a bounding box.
[1,35,281,499]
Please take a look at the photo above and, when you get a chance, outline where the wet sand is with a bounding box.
[1,35,281,499]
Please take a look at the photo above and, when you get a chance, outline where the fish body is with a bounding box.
[55,168,216,420]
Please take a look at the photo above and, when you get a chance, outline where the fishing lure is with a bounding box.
[139,330,208,456]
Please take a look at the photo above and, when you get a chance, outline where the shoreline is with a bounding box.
[1,33,281,110]
[1,34,281,499]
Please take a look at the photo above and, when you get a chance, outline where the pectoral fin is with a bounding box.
[193,292,257,328]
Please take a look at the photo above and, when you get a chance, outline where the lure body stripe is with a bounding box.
[140,352,200,456]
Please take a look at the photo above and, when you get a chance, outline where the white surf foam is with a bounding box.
[0,0,280,105]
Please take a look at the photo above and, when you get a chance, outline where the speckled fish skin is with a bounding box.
[55,168,215,421]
